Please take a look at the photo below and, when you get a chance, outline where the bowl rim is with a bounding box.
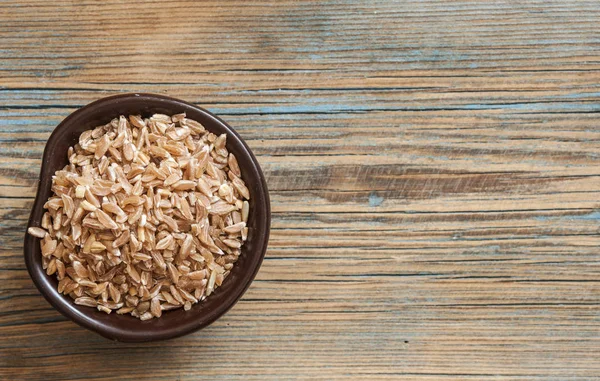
[24,93,270,342]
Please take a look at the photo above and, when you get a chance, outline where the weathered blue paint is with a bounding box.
[573,211,600,221]
[561,91,600,99]
[463,103,600,111]
[535,211,600,222]
[368,192,384,207]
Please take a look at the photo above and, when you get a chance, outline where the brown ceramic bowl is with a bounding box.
[24,93,270,342]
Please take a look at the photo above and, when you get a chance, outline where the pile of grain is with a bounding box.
[27,113,249,320]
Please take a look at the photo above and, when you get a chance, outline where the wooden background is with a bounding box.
[1,1,599,379]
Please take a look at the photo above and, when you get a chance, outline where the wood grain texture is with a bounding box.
[1,0,600,379]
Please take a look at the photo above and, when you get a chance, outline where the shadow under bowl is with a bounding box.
[24,93,270,342]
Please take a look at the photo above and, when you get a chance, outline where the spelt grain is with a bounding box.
[27,114,250,320]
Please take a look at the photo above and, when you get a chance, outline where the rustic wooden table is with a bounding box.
[1,1,599,380]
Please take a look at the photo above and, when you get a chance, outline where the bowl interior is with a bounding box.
[24,94,270,342]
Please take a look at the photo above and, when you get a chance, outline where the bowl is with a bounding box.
[24,93,270,342]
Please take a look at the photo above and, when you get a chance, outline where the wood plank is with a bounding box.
[1,0,600,379]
